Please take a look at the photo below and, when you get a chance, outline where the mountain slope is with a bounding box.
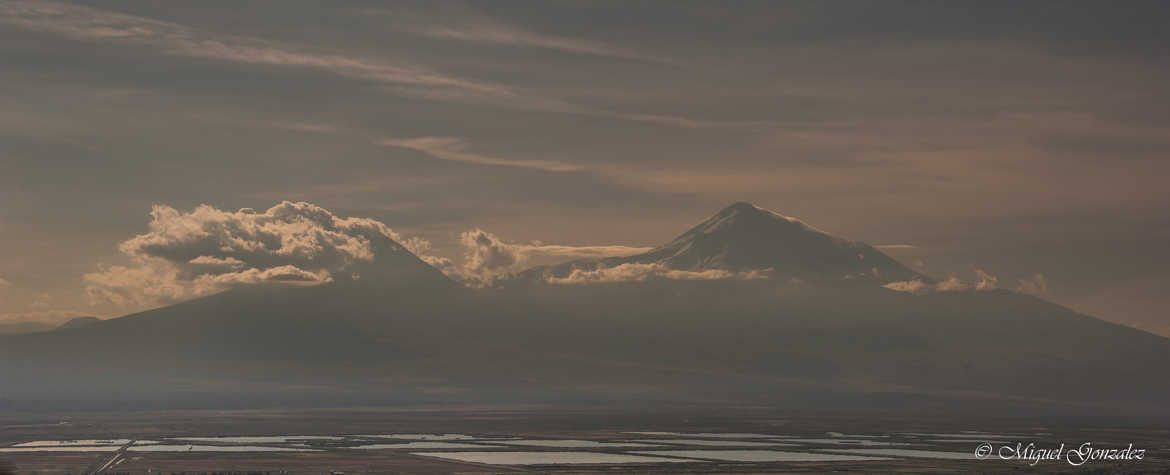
[0,320,56,335]
[513,202,923,284]
[1,202,1168,412]
[55,316,102,331]
[6,277,1166,410]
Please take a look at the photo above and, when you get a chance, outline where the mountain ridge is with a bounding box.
[511,202,925,285]
[2,202,1168,411]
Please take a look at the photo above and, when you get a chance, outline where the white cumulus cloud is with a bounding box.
[453,228,651,286]
[882,279,932,294]
[83,201,423,308]
[974,268,999,291]
[1016,273,1049,296]
[883,269,1000,295]
[544,262,769,285]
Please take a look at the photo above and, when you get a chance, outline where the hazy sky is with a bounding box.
[1,1,1168,334]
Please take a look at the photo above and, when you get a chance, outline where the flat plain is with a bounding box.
[2,405,1167,474]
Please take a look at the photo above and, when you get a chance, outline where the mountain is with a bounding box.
[1,202,1168,413]
[512,202,923,284]
[0,320,55,335]
[55,316,102,331]
[343,225,460,288]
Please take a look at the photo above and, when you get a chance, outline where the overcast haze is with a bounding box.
[1,1,1168,335]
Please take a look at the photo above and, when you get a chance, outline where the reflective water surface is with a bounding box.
[411,451,693,465]
[632,450,892,462]
[824,448,980,460]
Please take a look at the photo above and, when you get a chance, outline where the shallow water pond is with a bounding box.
[780,438,910,446]
[170,435,341,443]
[626,432,782,438]
[13,439,131,447]
[0,446,120,453]
[632,449,891,462]
[411,451,693,465]
[498,439,662,448]
[823,448,979,460]
[351,433,497,441]
[350,442,498,450]
[900,432,1030,440]
[632,439,793,447]
[925,438,1008,444]
[130,444,317,452]
[826,432,889,438]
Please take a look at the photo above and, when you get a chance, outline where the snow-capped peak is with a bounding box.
[512,202,925,285]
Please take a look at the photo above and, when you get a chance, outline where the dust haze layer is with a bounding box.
[1,203,1167,413]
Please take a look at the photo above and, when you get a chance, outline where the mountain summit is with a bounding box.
[515,202,923,284]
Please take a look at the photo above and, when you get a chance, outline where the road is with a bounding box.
[88,440,134,475]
